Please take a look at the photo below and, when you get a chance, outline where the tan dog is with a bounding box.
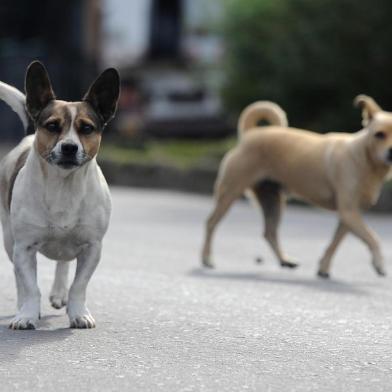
[202,96,392,278]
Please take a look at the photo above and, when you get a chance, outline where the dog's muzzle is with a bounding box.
[52,142,81,169]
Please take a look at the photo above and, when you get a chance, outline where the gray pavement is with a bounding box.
[1,187,392,391]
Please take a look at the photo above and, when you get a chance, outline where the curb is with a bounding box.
[99,159,216,195]
[99,159,392,212]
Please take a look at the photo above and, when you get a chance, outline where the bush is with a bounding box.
[222,0,392,132]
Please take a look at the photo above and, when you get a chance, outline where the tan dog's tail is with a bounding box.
[238,101,288,138]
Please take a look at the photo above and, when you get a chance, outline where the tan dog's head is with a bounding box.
[355,94,392,165]
[25,61,120,170]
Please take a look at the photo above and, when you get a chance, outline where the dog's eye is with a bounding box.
[79,123,95,135]
[46,121,61,133]
[375,131,386,140]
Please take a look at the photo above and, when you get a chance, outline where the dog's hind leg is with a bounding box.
[252,180,298,268]
[50,261,69,309]
[202,189,239,268]
[317,221,347,278]
[202,149,255,268]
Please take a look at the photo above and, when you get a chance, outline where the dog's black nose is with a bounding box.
[61,143,78,155]
[388,148,392,161]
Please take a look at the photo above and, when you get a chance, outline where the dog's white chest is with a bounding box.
[45,194,83,232]
[44,206,83,241]
[11,156,111,261]
[28,200,97,261]
[40,222,86,261]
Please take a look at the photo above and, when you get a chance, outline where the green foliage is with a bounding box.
[222,0,392,132]
[99,138,236,170]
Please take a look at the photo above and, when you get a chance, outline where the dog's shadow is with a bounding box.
[0,314,72,363]
[189,267,369,296]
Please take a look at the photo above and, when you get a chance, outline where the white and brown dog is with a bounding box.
[0,61,119,329]
[202,96,392,278]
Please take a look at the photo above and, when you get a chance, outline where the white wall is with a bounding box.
[101,0,152,68]
[101,0,224,68]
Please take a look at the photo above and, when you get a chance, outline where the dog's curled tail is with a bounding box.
[0,81,30,132]
[238,101,288,138]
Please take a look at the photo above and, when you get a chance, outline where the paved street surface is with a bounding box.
[1,187,392,391]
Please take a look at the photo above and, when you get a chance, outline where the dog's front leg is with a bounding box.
[317,222,348,278]
[9,244,40,329]
[339,208,385,276]
[67,242,101,328]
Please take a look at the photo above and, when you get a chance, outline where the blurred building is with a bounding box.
[102,0,231,138]
[102,0,223,67]
[0,0,230,141]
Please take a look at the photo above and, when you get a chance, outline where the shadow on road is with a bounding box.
[0,314,73,363]
[189,268,369,296]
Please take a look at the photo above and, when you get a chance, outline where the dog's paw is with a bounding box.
[9,315,38,330]
[202,256,215,269]
[68,302,95,329]
[70,314,96,329]
[49,294,67,309]
[373,263,386,277]
[317,270,330,279]
[280,259,299,269]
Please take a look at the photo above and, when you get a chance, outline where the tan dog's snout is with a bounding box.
[370,130,392,165]
[373,128,392,165]
[387,149,392,162]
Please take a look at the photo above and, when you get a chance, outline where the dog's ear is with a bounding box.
[83,68,120,127]
[354,95,382,126]
[25,61,56,121]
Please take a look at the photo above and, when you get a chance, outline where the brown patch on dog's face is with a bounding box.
[367,112,392,165]
[34,101,71,161]
[74,102,103,159]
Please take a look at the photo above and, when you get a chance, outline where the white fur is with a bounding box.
[1,135,111,329]
[0,81,28,129]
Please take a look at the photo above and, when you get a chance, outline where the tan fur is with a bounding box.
[76,103,102,159]
[34,101,70,160]
[79,132,102,159]
[0,137,33,212]
[6,149,30,211]
[238,101,288,137]
[202,97,392,278]
[35,127,60,159]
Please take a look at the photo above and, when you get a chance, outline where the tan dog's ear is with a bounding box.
[354,94,382,126]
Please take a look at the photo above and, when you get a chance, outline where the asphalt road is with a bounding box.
[1,187,392,391]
